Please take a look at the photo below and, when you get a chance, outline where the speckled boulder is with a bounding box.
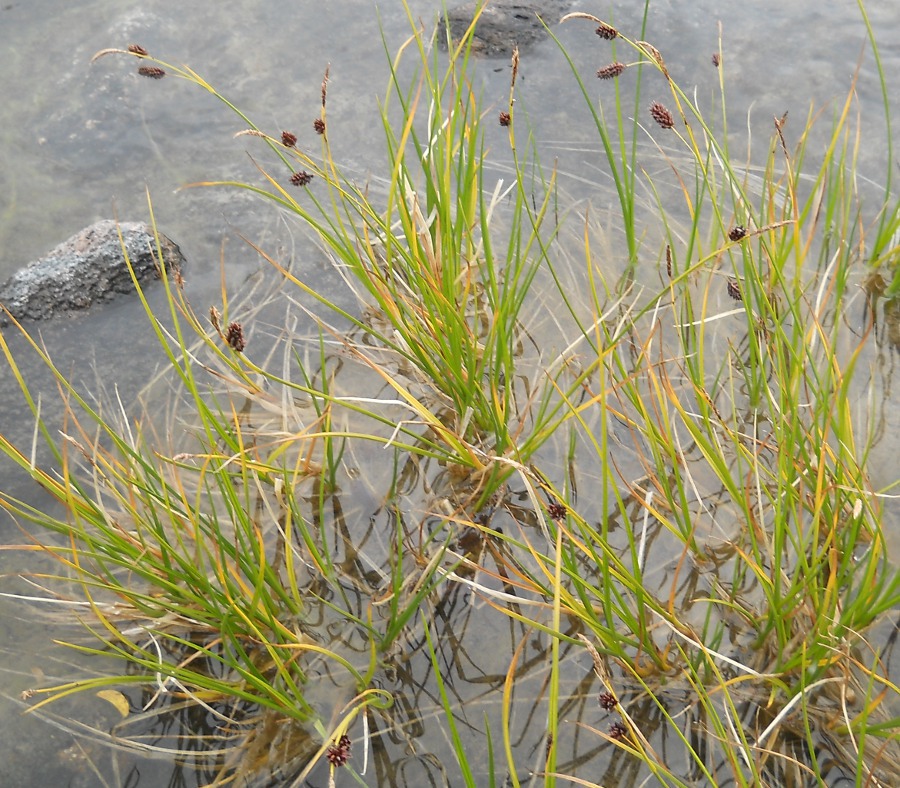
[0,220,184,326]
[440,1,572,57]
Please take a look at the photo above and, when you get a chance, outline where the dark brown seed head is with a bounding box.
[326,746,348,766]
[727,279,742,301]
[649,101,674,129]
[599,691,618,710]
[728,225,748,241]
[313,118,326,135]
[665,244,673,277]
[595,22,618,40]
[128,44,149,56]
[547,501,566,521]
[225,322,246,352]
[281,130,297,147]
[712,52,721,67]
[137,66,165,79]
[326,734,351,767]
[609,721,628,740]
[597,62,626,80]
[290,170,314,187]
[499,111,511,127]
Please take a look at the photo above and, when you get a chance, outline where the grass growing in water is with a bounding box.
[1,2,900,785]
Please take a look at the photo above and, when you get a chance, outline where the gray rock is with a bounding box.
[441,1,573,57]
[0,220,184,326]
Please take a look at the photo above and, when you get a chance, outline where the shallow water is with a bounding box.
[2,0,900,785]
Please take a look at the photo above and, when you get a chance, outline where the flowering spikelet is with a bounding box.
[599,691,618,711]
[313,118,325,135]
[728,225,748,241]
[290,170,313,187]
[727,279,742,301]
[281,131,297,147]
[649,101,674,129]
[712,52,721,67]
[595,22,618,40]
[547,501,566,521]
[498,111,511,127]
[137,66,165,79]
[609,721,628,741]
[596,62,626,80]
[225,322,246,352]
[326,734,351,767]
[128,44,149,56]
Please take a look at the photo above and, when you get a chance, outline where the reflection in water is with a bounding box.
[883,293,900,353]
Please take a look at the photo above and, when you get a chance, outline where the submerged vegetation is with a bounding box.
[2,1,900,785]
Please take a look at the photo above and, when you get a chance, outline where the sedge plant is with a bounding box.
[0,1,899,786]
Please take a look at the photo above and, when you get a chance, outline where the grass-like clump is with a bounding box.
[1,1,900,785]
